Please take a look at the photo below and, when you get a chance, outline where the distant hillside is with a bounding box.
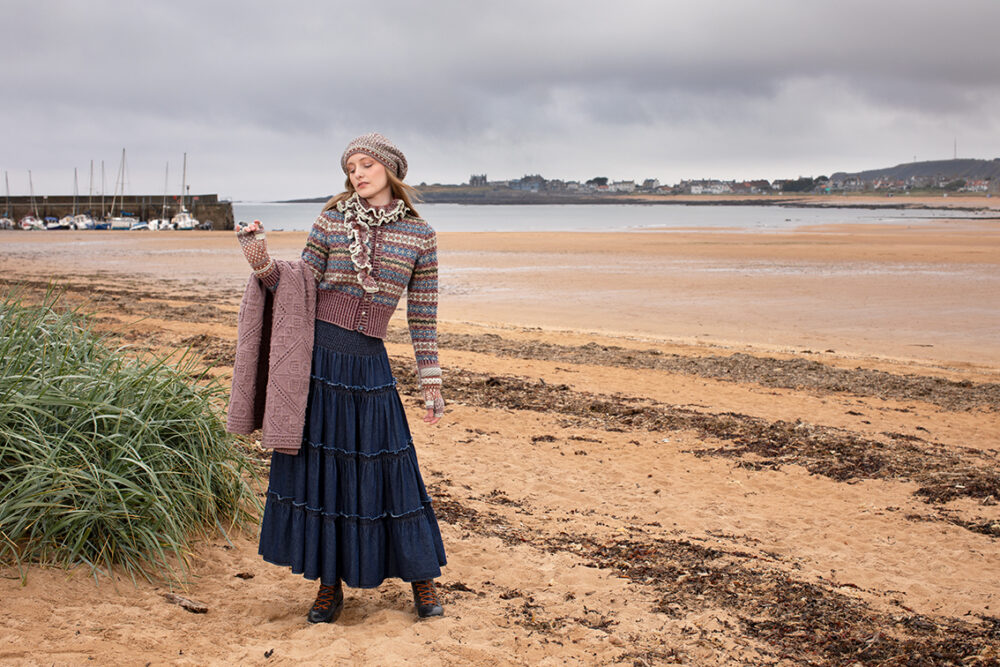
[831,158,1000,182]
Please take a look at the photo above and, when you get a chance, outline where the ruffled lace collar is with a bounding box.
[336,193,408,293]
[336,192,407,225]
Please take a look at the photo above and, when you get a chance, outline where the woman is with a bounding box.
[235,133,447,623]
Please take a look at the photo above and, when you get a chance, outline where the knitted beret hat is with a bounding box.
[341,132,408,180]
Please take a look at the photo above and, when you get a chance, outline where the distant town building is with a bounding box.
[827,176,864,192]
[509,174,545,192]
[961,179,990,192]
[610,180,636,193]
[469,174,488,186]
[687,180,732,195]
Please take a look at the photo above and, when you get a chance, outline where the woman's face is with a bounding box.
[346,153,391,203]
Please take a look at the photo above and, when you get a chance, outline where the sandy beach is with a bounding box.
[1,221,999,665]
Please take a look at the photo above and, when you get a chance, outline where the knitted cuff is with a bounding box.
[418,365,441,388]
[256,259,280,288]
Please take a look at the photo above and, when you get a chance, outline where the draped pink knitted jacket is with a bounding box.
[226,259,316,455]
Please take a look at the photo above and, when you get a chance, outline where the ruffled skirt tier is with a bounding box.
[258,320,446,588]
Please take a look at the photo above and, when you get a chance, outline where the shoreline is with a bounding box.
[278,191,1000,212]
[2,221,998,369]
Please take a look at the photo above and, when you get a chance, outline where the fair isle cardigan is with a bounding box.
[254,196,441,391]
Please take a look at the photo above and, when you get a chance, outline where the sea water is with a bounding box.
[233,201,993,233]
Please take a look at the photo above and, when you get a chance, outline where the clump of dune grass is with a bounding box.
[0,288,260,583]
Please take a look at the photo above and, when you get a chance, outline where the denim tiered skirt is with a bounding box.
[258,320,446,588]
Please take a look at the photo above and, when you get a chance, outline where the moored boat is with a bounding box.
[71,214,95,230]
[107,216,132,230]
[170,153,199,229]
[148,161,171,230]
[170,210,197,229]
[105,149,135,231]
[64,167,94,230]
[22,170,44,230]
[20,215,44,230]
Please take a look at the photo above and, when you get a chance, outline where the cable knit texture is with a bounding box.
[252,193,440,393]
[227,260,317,455]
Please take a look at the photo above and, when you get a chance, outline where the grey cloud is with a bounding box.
[4,0,1000,199]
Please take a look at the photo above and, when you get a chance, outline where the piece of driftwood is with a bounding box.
[163,592,208,614]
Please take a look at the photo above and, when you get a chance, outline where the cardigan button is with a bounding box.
[357,325,365,332]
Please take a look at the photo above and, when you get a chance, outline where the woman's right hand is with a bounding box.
[238,219,262,235]
[236,219,273,273]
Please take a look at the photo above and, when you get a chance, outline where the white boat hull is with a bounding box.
[171,211,198,230]
[71,214,95,230]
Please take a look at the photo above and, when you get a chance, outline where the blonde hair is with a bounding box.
[322,168,421,218]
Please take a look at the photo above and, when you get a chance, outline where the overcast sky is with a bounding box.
[4,0,1000,201]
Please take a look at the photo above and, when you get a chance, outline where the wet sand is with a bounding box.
[3,220,999,367]
[1,223,999,665]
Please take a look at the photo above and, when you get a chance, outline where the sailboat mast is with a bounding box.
[110,148,124,217]
[109,160,117,217]
[101,160,106,217]
[161,162,169,219]
[180,152,188,212]
[89,160,94,213]
[73,168,79,216]
[4,171,9,216]
[29,170,38,218]
[118,148,126,216]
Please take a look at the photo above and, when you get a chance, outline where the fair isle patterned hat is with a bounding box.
[341,132,408,180]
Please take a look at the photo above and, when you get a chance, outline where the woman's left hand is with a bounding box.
[423,409,440,425]
[423,386,445,425]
